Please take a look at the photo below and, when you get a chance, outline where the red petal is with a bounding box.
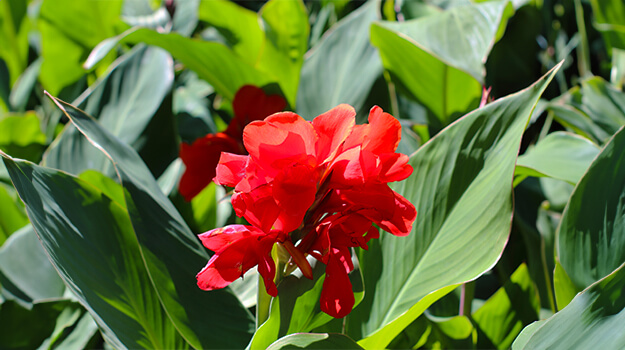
[363,106,401,154]
[179,133,241,201]
[214,153,249,187]
[227,85,286,139]
[320,248,355,318]
[196,226,278,293]
[377,153,413,183]
[243,113,318,175]
[232,186,281,233]
[312,104,356,163]
[272,163,318,231]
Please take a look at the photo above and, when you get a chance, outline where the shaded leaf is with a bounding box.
[556,125,625,290]
[2,154,186,349]
[46,94,255,349]
[515,131,600,185]
[514,262,625,349]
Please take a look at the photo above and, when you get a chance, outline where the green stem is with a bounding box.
[573,0,591,78]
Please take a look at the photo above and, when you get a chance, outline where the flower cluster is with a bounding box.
[178,85,286,201]
[196,104,416,318]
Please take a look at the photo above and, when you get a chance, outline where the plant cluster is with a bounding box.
[0,0,624,349]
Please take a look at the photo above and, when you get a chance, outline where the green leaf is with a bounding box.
[563,77,625,143]
[43,45,173,177]
[46,94,255,349]
[0,112,46,161]
[1,154,186,349]
[371,1,513,128]
[258,0,309,107]
[0,225,65,304]
[296,0,382,118]
[556,125,625,290]
[267,333,364,350]
[515,131,600,185]
[38,0,123,94]
[514,262,625,349]
[0,184,28,244]
[37,303,99,350]
[250,258,364,349]
[553,259,578,311]
[472,264,540,349]
[0,0,29,87]
[590,0,625,54]
[548,103,611,145]
[86,27,273,102]
[198,0,264,66]
[350,64,560,349]
[0,299,72,350]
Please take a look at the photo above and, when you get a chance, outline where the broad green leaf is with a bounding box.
[37,303,98,350]
[1,154,186,349]
[515,131,600,185]
[371,1,513,128]
[563,77,625,143]
[0,112,46,161]
[171,0,199,36]
[590,0,625,54]
[38,0,123,94]
[612,48,625,88]
[43,45,173,177]
[9,57,42,112]
[0,184,28,244]
[0,0,29,87]
[389,313,474,349]
[249,258,364,349]
[191,182,231,233]
[267,333,363,350]
[553,259,578,311]
[198,0,264,66]
[0,225,65,304]
[258,0,309,107]
[556,125,625,290]
[85,27,273,101]
[514,262,625,349]
[510,320,545,350]
[46,95,255,349]
[296,0,382,118]
[472,264,540,349]
[350,65,560,349]
[548,103,611,144]
[0,299,71,350]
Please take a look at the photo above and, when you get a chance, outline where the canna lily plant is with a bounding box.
[196,104,416,318]
[2,0,625,349]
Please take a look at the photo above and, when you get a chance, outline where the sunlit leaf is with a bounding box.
[514,262,625,349]
[350,64,559,349]
[296,0,382,118]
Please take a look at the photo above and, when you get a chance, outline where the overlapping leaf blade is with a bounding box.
[1,154,185,349]
[349,65,559,349]
[46,94,255,349]
[43,45,173,177]
[514,262,625,349]
[370,1,513,128]
[296,0,382,118]
[556,125,625,291]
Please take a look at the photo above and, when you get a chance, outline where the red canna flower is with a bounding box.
[196,104,416,318]
[178,85,286,201]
